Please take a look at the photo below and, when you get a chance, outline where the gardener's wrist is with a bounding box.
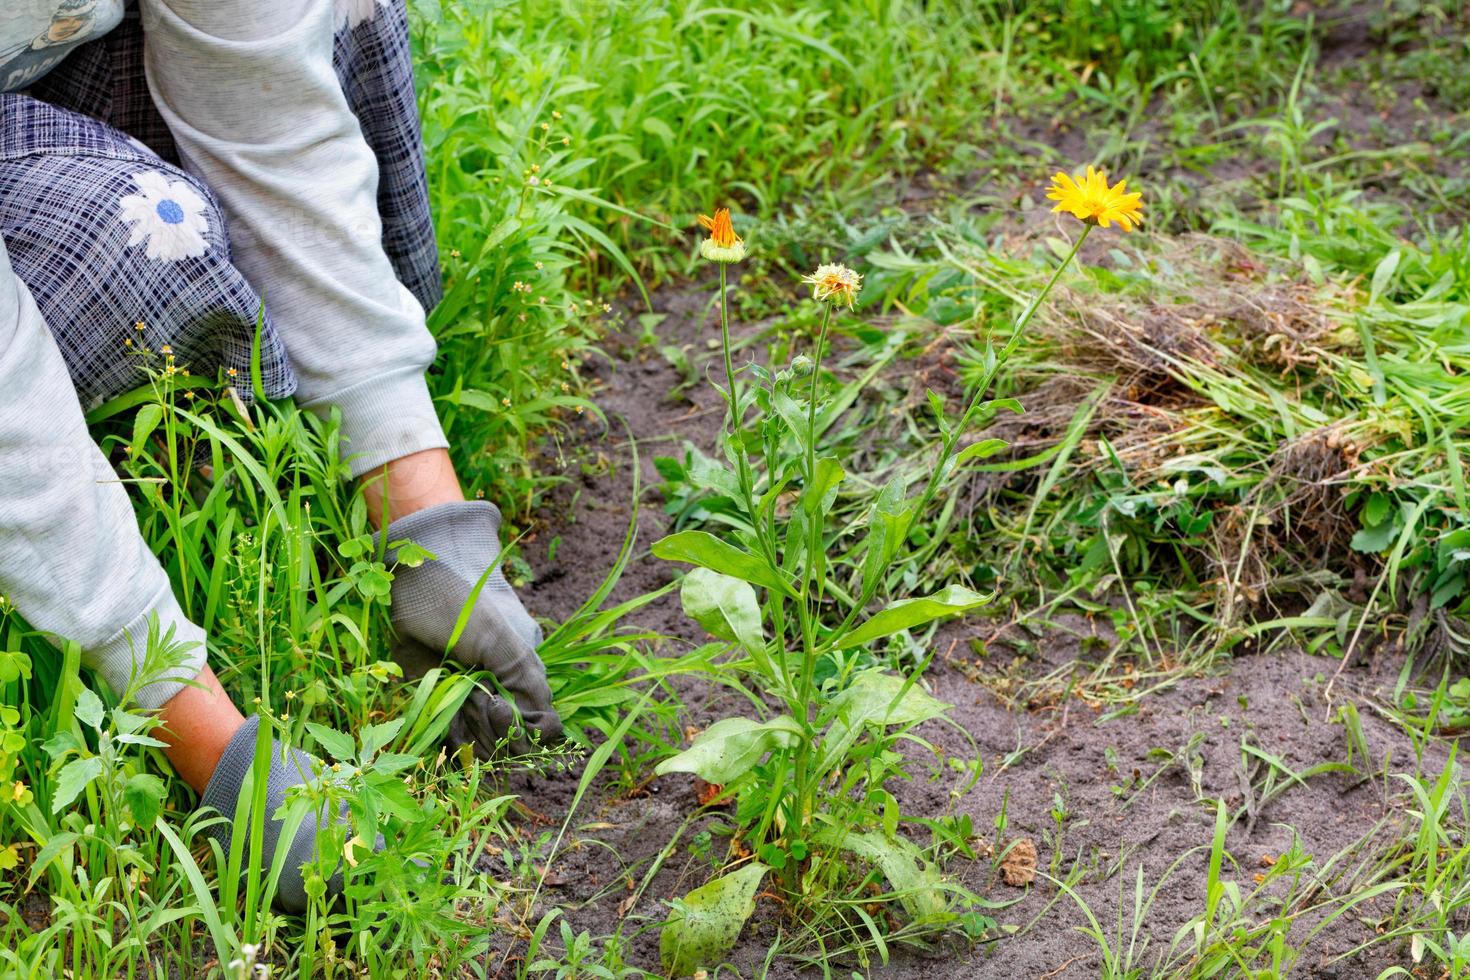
[362,447,465,529]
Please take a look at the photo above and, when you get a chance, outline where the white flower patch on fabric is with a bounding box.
[119,171,210,262]
[334,0,386,31]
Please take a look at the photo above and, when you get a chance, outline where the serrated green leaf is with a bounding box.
[51,756,103,813]
[123,772,166,828]
[305,723,356,762]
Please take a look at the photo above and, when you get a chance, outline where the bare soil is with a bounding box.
[508,278,1453,978]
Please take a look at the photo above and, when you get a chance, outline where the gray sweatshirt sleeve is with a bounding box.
[0,240,207,710]
[140,0,449,477]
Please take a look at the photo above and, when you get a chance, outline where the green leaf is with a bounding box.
[1363,492,1392,528]
[1369,249,1401,305]
[823,670,950,730]
[123,773,166,828]
[659,862,768,976]
[360,718,406,762]
[305,723,356,762]
[680,569,766,660]
[0,649,30,684]
[74,689,104,731]
[1351,520,1399,554]
[956,438,1009,464]
[819,829,948,922]
[801,457,845,520]
[834,586,992,649]
[655,716,804,784]
[816,670,951,775]
[51,756,103,813]
[130,403,164,457]
[652,531,795,597]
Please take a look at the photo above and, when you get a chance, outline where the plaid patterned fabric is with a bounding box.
[4,0,440,406]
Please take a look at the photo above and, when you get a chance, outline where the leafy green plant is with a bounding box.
[647,203,1111,969]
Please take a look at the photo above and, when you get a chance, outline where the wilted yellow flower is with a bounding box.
[802,264,863,308]
[10,780,32,805]
[697,208,745,263]
[343,834,367,868]
[1047,166,1143,231]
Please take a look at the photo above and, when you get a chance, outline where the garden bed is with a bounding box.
[507,276,1449,977]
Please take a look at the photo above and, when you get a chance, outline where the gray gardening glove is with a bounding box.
[385,500,561,757]
[199,716,348,913]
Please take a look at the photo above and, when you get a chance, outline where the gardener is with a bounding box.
[0,0,558,911]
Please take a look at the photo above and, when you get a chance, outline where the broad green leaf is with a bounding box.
[74,688,104,731]
[130,403,164,457]
[822,670,950,730]
[819,829,948,921]
[834,586,992,649]
[655,716,804,784]
[51,756,103,813]
[360,718,406,762]
[305,723,356,762]
[659,862,769,976]
[123,772,166,828]
[0,649,30,684]
[816,670,951,775]
[1351,520,1398,554]
[681,569,767,662]
[653,531,795,597]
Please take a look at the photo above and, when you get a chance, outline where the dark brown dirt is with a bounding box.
[505,275,1455,978]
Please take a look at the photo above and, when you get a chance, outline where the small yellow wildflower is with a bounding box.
[697,208,745,264]
[802,264,863,308]
[11,780,32,805]
[343,834,367,869]
[1046,166,1144,231]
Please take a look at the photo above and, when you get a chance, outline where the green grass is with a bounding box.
[4,0,1470,976]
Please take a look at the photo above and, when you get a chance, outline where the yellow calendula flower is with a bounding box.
[1047,166,1144,231]
[801,264,863,308]
[697,208,746,263]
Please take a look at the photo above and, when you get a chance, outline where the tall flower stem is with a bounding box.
[715,263,792,694]
[798,304,833,699]
[717,264,757,518]
[821,223,1093,647]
